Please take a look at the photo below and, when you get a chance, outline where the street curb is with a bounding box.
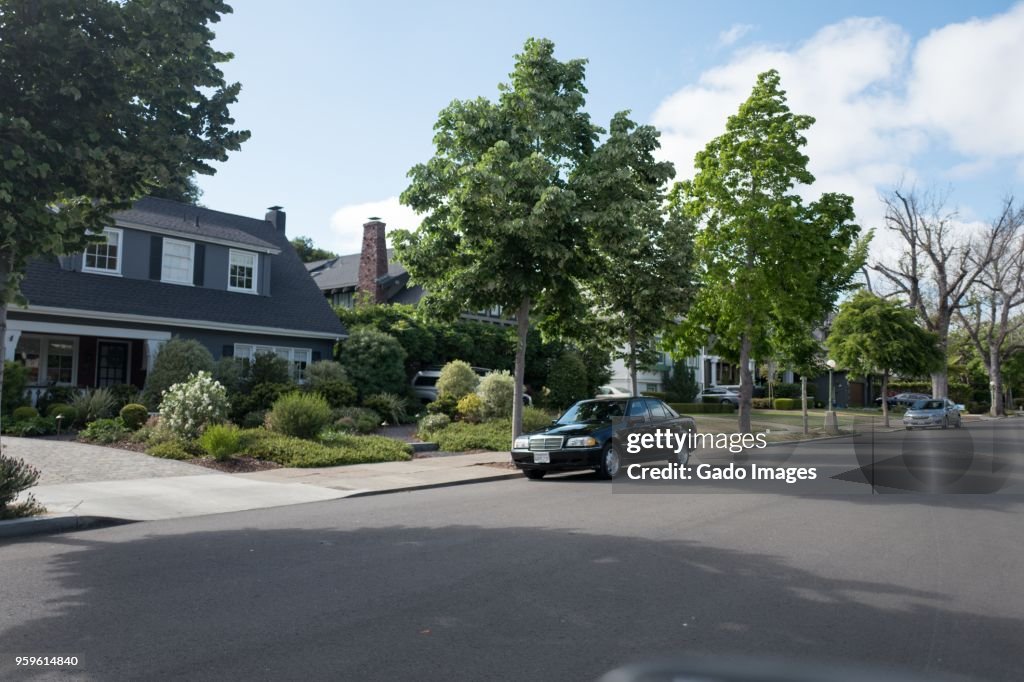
[345,469,521,498]
[0,513,132,542]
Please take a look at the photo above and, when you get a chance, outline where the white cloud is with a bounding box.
[651,5,1024,257]
[717,23,755,47]
[326,196,422,255]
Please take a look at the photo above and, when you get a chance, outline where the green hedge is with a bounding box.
[773,398,796,410]
[237,428,411,468]
[668,402,735,414]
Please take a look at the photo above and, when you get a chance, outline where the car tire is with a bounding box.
[523,469,546,480]
[597,442,620,480]
[906,426,912,431]
[942,417,949,429]
[670,445,691,467]
[720,399,731,405]
[955,416,962,429]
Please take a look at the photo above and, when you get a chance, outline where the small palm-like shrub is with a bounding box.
[119,403,149,430]
[71,387,116,424]
[478,371,515,420]
[266,392,332,439]
[159,371,230,440]
[199,423,241,461]
[363,393,408,425]
[437,360,479,401]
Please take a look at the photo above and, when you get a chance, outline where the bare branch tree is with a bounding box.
[956,196,1024,415]
[871,187,998,398]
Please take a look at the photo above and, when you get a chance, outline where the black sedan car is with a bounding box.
[511,397,697,480]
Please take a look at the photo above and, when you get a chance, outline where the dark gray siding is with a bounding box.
[180,329,335,362]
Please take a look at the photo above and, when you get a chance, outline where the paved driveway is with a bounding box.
[0,435,216,485]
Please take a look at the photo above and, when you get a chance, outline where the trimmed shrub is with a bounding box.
[45,403,78,423]
[667,402,736,415]
[266,392,332,439]
[436,360,479,401]
[363,392,409,425]
[339,327,407,399]
[79,418,130,444]
[241,410,269,429]
[248,352,293,386]
[332,406,382,434]
[146,440,194,460]
[752,398,772,409]
[0,453,44,519]
[544,351,588,410]
[237,428,411,467]
[312,379,358,408]
[229,382,293,422]
[71,388,116,424]
[119,403,149,430]
[773,398,797,410]
[1,360,28,414]
[426,394,458,417]
[213,356,247,395]
[456,393,483,423]
[36,385,80,415]
[478,371,515,420]
[417,413,450,438]
[427,420,513,452]
[159,371,230,440]
[142,338,215,408]
[199,423,241,461]
[12,406,39,421]
[306,360,347,386]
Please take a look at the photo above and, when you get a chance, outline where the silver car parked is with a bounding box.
[903,398,962,430]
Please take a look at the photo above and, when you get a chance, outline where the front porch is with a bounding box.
[5,320,170,405]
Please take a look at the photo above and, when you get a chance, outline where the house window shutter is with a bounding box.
[149,236,163,280]
[193,244,206,286]
[222,345,234,358]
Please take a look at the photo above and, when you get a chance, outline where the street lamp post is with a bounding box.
[824,359,839,434]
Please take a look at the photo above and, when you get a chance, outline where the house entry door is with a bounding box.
[97,341,129,387]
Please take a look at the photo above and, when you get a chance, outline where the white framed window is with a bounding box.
[14,334,78,386]
[161,238,194,285]
[83,227,123,275]
[228,249,258,293]
[233,343,313,382]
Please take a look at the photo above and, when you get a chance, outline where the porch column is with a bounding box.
[145,339,165,373]
[710,358,719,387]
[4,329,20,362]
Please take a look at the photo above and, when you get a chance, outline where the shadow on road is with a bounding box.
[2,521,1021,681]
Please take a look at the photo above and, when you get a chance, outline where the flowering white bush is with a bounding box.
[158,371,230,440]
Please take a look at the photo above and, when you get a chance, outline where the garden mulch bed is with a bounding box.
[188,456,282,473]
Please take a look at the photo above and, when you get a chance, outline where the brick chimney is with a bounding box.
[357,217,388,303]
[266,206,286,234]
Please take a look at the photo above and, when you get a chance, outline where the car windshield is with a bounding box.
[557,400,626,424]
[912,400,944,410]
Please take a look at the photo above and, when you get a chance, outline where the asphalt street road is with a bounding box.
[2,421,1022,682]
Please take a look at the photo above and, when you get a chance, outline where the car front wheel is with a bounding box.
[942,417,949,429]
[597,443,620,480]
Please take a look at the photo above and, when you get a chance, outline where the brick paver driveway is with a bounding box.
[1,436,217,485]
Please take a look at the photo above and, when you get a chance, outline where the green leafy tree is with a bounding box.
[394,38,601,439]
[544,350,589,410]
[339,328,408,400]
[666,70,867,433]
[663,360,699,403]
[575,111,696,395]
[827,291,944,426]
[291,236,337,263]
[0,0,249,401]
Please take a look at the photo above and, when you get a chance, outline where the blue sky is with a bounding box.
[198,1,1024,256]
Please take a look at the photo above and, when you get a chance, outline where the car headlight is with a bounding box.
[566,436,598,448]
[513,437,530,450]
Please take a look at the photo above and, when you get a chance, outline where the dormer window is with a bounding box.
[161,238,194,285]
[83,228,123,275]
[228,249,257,293]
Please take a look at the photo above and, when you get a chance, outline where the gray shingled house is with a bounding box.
[6,197,345,403]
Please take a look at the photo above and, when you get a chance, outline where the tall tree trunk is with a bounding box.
[511,297,530,440]
[990,343,1003,416]
[931,334,949,398]
[628,328,638,396]
[881,370,889,428]
[800,375,808,434]
[738,333,753,434]
[0,249,12,439]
